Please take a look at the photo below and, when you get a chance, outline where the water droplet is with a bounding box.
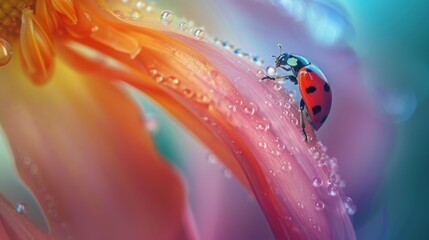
[256,69,265,77]
[178,22,188,31]
[256,118,271,132]
[314,200,325,211]
[207,153,218,164]
[281,162,292,172]
[194,28,206,40]
[145,5,153,13]
[312,177,323,187]
[268,169,276,176]
[167,76,180,85]
[329,158,339,174]
[243,102,257,116]
[312,151,320,160]
[0,38,12,66]
[344,197,357,215]
[312,224,322,232]
[135,1,146,9]
[297,201,304,209]
[91,25,99,32]
[291,118,298,125]
[160,10,174,25]
[274,83,282,91]
[129,9,141,19]
[328,183,339,196]
[154,74,163,83]
[276,143,286,151]
[329,173,341,184]
[265,65,277,77]
[289,90,297,98]
[144,114,158,132]
[224,169,232,178]
[270,149,281,156]
[284,103,291,109]
[258,141,267,149]
[15,203,27,214]
[148,67,158,76]
[182,88,194,98]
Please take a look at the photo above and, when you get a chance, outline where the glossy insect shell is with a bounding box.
[298,64,332,130]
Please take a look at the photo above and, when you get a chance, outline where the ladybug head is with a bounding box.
[273,44,290,69]
[272,44,310,72]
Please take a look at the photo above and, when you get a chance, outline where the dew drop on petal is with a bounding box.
[178,22,188,31]
[258,141,267,149]
[182,88,194,98]
[281,162,292,172]
[206,153,218,164]
[145,5,153,13]
[194,28,206,40]
[312,177,323,187]
[312,224,322,232]
[160,10,175,25]
[129,9,141,19]
[0,38,12,66]
[274,83,282,91]
[135,1,146,9]
[243,102,257,116]
[328,183,339,196]
[266,65,277,77]
[276,143,286,151]
[297,201,304,209]
[314,200,325,211]
[344,196,357,215]
[15,203,27,215]
[256,69,265,77]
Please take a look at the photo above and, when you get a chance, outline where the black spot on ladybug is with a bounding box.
[306,68,313,73]
[321,115,328,125]
[306,86,317,93]
[324,83,330,92]
[312,105,321,115]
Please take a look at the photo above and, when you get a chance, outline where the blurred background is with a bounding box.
[1,0,428,239]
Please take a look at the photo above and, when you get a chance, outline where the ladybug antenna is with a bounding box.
[278,44,283,55]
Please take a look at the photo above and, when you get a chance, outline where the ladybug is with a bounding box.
[261,44,332,142]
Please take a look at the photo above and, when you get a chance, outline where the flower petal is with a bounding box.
[0,195,52,240]
[20,9,54,85]
[59,2,356,239]
[0,53,185,239]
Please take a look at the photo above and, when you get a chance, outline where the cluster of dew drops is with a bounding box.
[0,0,357,218]
[102,0,358,217]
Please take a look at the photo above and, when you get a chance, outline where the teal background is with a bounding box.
[340,0,429,239]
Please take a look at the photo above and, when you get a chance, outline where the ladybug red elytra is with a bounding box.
[262,44,332,142]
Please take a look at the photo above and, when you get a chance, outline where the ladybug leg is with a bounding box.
[261,76,276,81]
[299,98,308,142]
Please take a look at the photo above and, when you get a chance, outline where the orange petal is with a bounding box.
[0,53,185,239]
[51,0,78,24]
[19,9,54,85]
